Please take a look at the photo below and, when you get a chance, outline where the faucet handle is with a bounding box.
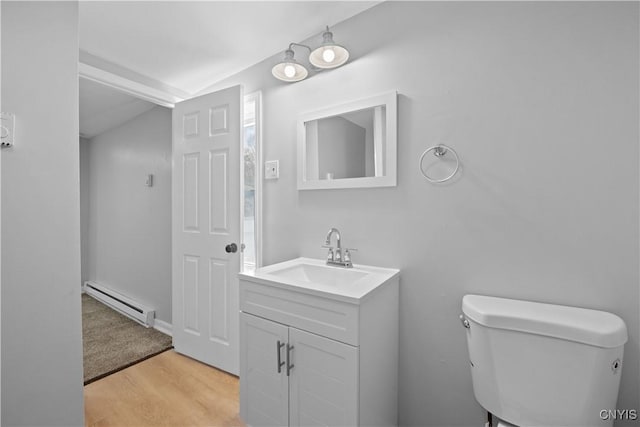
[322,245,334,262]
[343,248,357,263]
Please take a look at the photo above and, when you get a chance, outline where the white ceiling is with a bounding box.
[79,1,379,138]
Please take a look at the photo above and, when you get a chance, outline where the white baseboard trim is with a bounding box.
[154,319,173,337]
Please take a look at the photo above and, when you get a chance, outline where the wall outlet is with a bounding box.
[265,160,279,180]
[1,112,15,148]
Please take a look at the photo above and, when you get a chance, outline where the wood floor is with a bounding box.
[84,350,245,427]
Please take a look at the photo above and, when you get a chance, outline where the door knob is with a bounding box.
[225,243,238,253]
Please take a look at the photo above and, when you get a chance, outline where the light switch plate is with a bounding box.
[1,112,15,148]
[265,160,279,180]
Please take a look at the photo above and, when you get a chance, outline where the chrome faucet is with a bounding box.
[323,227,355,268]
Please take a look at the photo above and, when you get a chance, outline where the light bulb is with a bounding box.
[284,64,296,78]
[322,47,336,63]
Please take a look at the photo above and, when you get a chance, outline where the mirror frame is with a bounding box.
[297,91,397,190]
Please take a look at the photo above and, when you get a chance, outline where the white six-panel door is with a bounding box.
[172,85,242,375]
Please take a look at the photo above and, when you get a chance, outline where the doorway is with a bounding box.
[79,78,261,377]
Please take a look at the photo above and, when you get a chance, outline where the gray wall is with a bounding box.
[206,2,639,425]
[83,106,172,322]
[1,2,84,425]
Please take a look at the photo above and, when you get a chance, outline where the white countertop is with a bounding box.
[238,257,400,304]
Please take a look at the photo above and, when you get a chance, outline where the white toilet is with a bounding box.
[461,294,628,427]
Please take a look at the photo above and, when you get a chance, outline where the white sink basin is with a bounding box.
[268,263,368,287]
[239,257,399,303]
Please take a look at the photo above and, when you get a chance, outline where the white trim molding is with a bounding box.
[153,319,173,337]
[79,63,181,108]
[78,50,190,108]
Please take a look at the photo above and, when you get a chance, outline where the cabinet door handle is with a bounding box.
[286,343,294,376]
[276,340,285,373]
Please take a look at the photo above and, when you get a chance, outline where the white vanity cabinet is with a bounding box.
[238,258,399,427]
[240,313,359,426]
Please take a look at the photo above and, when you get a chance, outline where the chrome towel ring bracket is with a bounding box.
[419,144,460,183]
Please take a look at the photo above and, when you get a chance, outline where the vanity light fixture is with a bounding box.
[272,26,350,83]
[271,48,309,82]
[309,26,349,69]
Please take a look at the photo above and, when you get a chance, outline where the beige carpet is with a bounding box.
[82,293,173,384]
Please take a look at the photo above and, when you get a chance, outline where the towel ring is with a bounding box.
[419,144,460,183]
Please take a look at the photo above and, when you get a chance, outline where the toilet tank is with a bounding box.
[461,295,628,427]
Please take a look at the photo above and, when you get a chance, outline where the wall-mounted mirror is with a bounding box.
[297,91,397,190]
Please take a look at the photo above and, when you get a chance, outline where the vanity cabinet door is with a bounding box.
[240,313,289,427]
[288,327,359,427]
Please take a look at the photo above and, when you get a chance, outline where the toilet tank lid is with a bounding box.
[462,295,628,348]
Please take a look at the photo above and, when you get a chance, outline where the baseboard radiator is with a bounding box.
[83,281,155,328]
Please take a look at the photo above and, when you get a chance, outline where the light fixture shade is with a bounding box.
[272,49,308,82]
[309,29,349,69]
